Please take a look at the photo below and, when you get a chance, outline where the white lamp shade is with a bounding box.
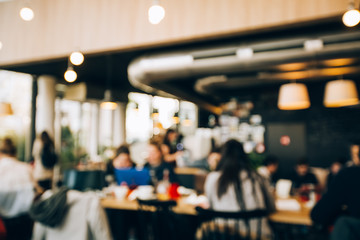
[100,90,117,110]
[0,102,13,116]
[278,83,310,110]
[324,79,359,107]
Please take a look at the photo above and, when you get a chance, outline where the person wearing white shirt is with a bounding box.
[0,137,37,240]
[257,155,279,184]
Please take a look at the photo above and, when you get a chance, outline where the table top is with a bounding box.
[101,197,312,226]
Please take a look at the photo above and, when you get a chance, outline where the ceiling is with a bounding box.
[3,15,360,112]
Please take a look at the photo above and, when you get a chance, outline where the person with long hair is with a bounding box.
[32,131,56,190]
[204,139,275,239]
[161,129,183,167]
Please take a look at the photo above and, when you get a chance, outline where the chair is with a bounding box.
[137,199,178,240]
[62,169,106,191]
[195,207,268,240]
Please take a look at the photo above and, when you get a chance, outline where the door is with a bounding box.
[266,123,306,180]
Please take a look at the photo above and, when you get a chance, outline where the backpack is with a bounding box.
[41,144,58,169]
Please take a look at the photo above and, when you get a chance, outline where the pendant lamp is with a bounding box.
[0,102,13,116]
[324,79,359,107]
[100,56,117,110]
[278,83,310,110]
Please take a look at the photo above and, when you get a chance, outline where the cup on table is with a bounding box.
[137,185,155,200]
[113,186,129,200]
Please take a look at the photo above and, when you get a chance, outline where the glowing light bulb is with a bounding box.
[20,7,34,21]
[64,67,77,82]
[0,41,2,51]
[70,51,84,66]
[343,9,360,27]
[148,4,165,24]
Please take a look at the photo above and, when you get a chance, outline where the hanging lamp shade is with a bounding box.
[100,90,117,110]
[0,102,13,116]
[278,83,310,110]
[324,79,359,107]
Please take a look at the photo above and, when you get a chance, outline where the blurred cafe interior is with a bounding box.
[1,0,360,239]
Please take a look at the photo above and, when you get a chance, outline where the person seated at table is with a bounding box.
[145,141,177,184]
[0,137,38,240]
[106,144,135,184]
[346,142,360,166]
[311,164,360,239]
[188,146,222,172]
[326,157,345,190]
[257,155,279,185]
[204,139,275,239]
[161,129,183,167]
[291,157,319,194]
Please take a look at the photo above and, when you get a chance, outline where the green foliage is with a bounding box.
[60,126,78,169]
[248,152,265,170]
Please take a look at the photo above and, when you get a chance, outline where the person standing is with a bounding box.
[32,131,57,190]
[161,129,183,167]
[0,137,37,240]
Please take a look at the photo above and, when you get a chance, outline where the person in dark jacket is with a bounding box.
[145,141,177,184]
[311,166,360,226]
[291,158,319,194]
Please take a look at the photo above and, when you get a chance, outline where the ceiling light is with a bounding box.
[64,66,77,83]
[70,51,84,66]
[343,0,360,27]
[323,58,356,67]
[0,102,13,116]
[148,0,165,24]
[0,41,2,50]
[236,48,253,59]
[172,112,180,124]
[304,39,323,52]
[277,63,307,72]
[100,90,117,110]
[278,83,310,110]
[324,79,359,107]
[20,7,34,21]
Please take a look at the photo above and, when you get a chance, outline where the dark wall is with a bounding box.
[198,79,360,169]
[252,80,360,168]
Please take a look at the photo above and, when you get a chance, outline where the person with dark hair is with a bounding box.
[145,141,177,184]
[32,131,57,190]
[291,157,319,194]
[204,139,275,239]
[161,129,183,167]
[257,155,279,184]
[326,158,345,190]
[311,165,360,239]
[0,137,37,240]
[347,142,360,166]
[105,144,135,185]
[188,147,222,171]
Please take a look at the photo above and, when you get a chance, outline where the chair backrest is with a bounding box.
[62,169,106,191]
[137,199,178,240]
[195,207,268,240]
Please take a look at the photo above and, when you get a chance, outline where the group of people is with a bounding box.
[2,126,360,239]
[0,132,113,240]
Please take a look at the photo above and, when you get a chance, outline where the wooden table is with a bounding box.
[101,197,312,226]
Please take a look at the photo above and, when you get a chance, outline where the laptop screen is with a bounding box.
[114,168,151,186]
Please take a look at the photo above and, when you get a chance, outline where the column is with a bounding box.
[35,75,56,137]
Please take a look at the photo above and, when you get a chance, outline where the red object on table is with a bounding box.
[168,183,180,200]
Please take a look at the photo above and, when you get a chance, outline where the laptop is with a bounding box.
[114,168,151,186]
